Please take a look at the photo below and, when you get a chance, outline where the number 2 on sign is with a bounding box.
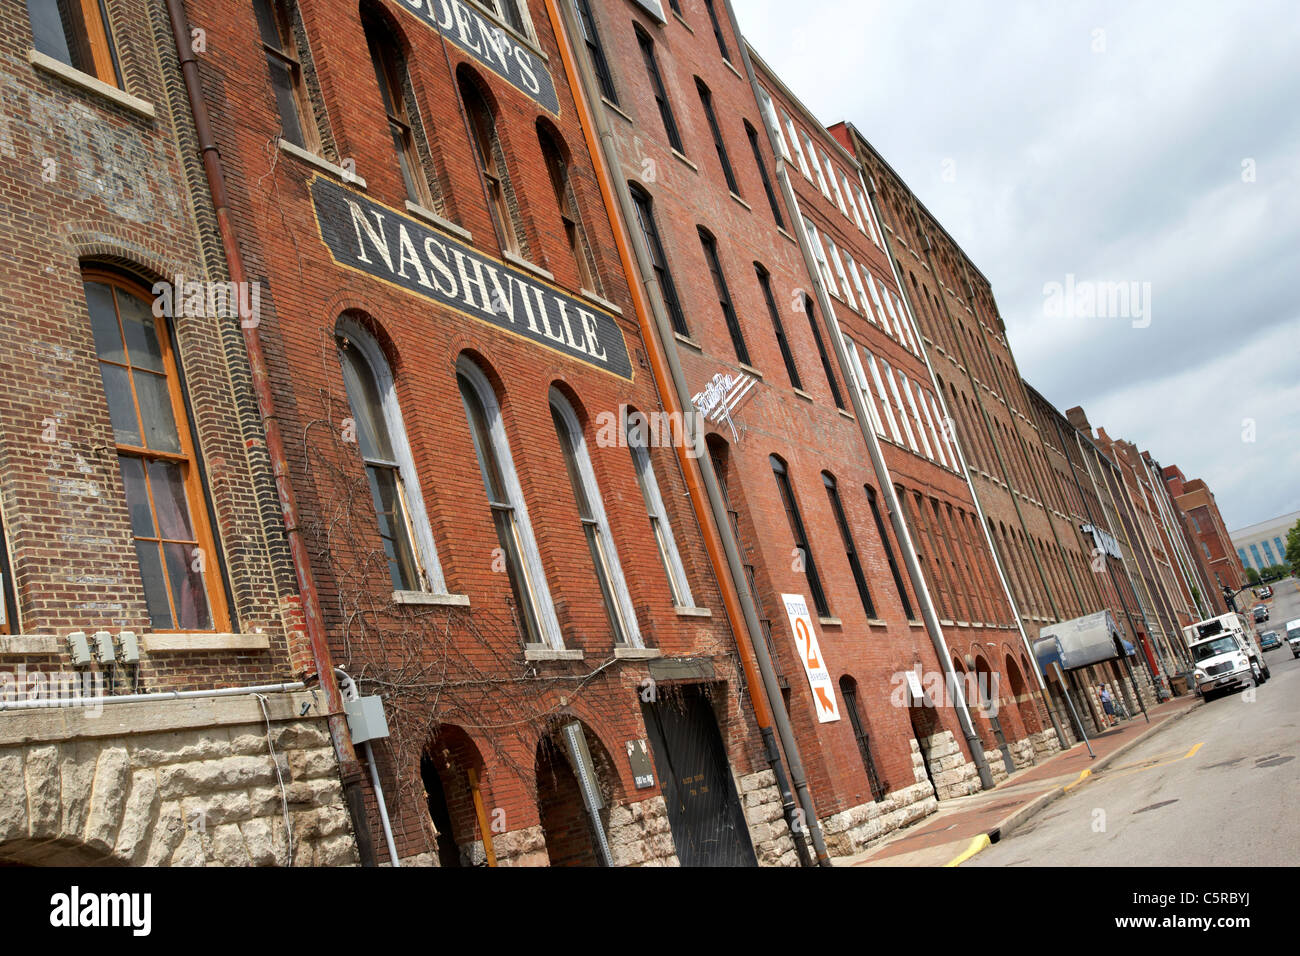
[794,618,821,671]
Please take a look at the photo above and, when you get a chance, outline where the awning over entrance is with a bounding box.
[1034,609,1135,673]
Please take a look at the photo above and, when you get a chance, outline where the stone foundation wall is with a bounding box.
[924,732,982,799]
[0,691,356,866]
[607,796,679,866]
[1029,727,1063,758]
[739,768,799,867]
[1008,736,1037,769]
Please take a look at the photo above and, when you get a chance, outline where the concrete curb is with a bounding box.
[958,698,1205,864]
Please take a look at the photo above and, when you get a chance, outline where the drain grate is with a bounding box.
[1255,755,1294,768]
[1133,799,1179,814]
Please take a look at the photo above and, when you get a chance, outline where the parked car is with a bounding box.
[1259,630,1282,651]
[1287,620,1300,659]
[1253,605,1268,623]
[1259,586,1273,599]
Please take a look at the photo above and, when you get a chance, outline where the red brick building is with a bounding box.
[1,0,357,866]
[1162,464,1247,612]
[167,0,816,867]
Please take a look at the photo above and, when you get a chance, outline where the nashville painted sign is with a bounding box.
[395,0,560,115]
[310,176,631,379]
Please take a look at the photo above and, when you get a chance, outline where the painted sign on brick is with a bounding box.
[310,177,632,379]
[395,0,560,115]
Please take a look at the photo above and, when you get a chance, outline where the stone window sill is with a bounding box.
[279,139,367,190]
[393,590,470,607]
[818,616,843,627]
[404,201,472,243]
[672,11,693,32]
[836,408,855,421]
[503,250,554,281]
[866,618,889,628]
[673,332,702,352]
[723,59,745,81]
[525,646,583,661]
[738,363,763,379]
[777,226,797,244]
[674,606,712,618]
[671,149,698,173]
[0,634,62,656]
[28,49,155,120]
[601,97,636,125]
[613,646,662,660]
[143,633,271,653]
[579,289,623,316]
[791,387,814,403]
[729,191,752,211]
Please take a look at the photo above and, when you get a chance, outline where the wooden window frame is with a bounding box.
[540,129,602,296]
[28,0,122,88]
[253,0,321,154]
[699,228,750,366]
[462,78,523,257]
[636,26,684,154]
[629,183,689,337]
[365,19,435,210]
[772,456,830,618]
[85,270,230,633]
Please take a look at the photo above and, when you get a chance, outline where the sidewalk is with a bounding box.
[843,694,1204,867]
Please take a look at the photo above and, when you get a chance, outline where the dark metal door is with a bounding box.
[642,686,757,867]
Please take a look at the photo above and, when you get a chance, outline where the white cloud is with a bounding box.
[737,0,1300,526]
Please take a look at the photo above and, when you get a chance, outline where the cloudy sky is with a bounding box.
[736,0,1300,532]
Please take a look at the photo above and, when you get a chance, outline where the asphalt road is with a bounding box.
[969,578,1300,867]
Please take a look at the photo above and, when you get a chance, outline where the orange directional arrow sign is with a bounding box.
[782,593,840,723]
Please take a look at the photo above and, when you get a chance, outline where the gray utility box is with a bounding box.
[344,695,390,744]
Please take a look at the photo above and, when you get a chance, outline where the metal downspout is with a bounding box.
[164,0,376,866]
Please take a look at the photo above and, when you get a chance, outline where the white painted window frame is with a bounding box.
[337,318,448,595]
[458,356,564,647]
[550,389,643,647]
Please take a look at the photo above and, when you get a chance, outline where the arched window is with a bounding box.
[551,390,641,647]
[363,5,440,213]
[823,472,875,619]
[771,455,829,618]
[866,484,914,621]
[839,676,886,801]
[624,407,694,608]
[539,125,601,296]
[698,227,750,366]
[336,319,443,594]
[628,182,688,337]
[460,71,524,257]
[0,506,18,634]
[252,0,320,152]
[457,358,559,648]
[85,271,228,631]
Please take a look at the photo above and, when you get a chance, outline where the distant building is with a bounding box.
[1231,511,1300,573]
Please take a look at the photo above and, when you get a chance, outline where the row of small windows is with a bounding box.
[628,182,845,410]
[250,0,603,294]
[579,4,789,230]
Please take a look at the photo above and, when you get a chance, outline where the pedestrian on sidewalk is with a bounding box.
[1099,684,1116,727]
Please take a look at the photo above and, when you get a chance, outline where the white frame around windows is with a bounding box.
[864,348,902,444]
[472,0,536,43]
[550,389,643,647]
[899,369,934,460]
[757,86,790,162]
[864,271,891,336]
[624,409,695,609]
[783,109,811,178]
[827,238,855,309]
[842,173,865,231]
[803,134,828,194]
[336,318,447,595]
[843,335,885,438]
[915,381,952,469]
[882,359,919,453]
[458,356,564,648]
[929,392,961,466]
[802,218,837,296]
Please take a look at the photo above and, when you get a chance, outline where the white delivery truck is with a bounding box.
[1286,618,1300,659]
[1182,612,1271,699]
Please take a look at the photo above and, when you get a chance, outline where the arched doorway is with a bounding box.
[1006,653,1041,736]
[421,725,487,867]
[534,720,619,867]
